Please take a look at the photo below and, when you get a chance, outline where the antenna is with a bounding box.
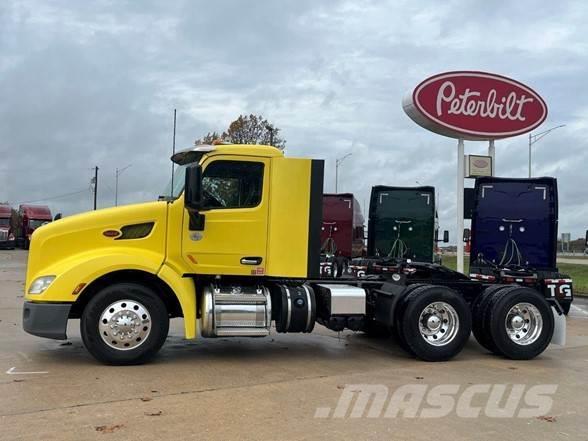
[170,109,177,197]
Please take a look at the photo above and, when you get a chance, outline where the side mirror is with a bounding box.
[463,228,471,242]
[443,230,449,243]
[184,165,203,211]
[585,229,588,247]
[53,213,62,221]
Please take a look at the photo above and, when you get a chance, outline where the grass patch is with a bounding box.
[557,263,588,295]
[441,255,588,295]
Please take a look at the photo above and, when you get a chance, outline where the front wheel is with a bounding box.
[81,283,169,365]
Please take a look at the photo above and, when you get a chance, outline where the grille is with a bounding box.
[0,230,8,241]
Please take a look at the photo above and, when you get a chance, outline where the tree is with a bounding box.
[194,131,222,146]
[194,114,286,149]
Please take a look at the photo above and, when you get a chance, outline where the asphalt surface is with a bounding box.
[1,250,588,440]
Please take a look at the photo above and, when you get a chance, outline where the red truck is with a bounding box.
[0,204,15,249]
[320,193,365,277]
[17,205,52,249]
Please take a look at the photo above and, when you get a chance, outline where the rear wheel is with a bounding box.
[81,283,169,365]
[399,285,472,361]
[393,284,429,354]
[486,286,554,360]
[472,285,507,354]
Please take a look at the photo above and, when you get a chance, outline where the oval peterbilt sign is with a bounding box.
[402,71,547,140]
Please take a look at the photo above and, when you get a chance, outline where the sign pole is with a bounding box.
[457,138,465,273]
[488,139,495,176]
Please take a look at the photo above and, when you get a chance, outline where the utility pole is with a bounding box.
[115,164,132,206]
[92,166,99,210]
[335,152,352,193]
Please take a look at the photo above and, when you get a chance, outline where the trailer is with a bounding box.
[22,144,567,365]
[319,193,365,277]
[468,176,573,315]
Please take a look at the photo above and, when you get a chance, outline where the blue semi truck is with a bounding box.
[468,176,573,315]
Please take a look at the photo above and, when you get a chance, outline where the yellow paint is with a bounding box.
[266,157,312,278]
[178,154,271,276]
[24,144,316,339]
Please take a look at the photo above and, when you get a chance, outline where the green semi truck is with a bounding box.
[367,185,446,263]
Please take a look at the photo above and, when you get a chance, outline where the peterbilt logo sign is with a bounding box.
[402,71,548,140]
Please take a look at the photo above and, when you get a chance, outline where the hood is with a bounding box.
[26,201,169,287]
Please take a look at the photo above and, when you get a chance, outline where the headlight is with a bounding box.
[28,276,56,294]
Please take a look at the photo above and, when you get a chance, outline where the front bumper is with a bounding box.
[22,301,71,340]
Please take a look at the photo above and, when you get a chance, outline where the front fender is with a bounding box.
[25,248,198,339]
[25,247,164,303]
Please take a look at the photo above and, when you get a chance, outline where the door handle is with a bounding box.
[241,257,262,265]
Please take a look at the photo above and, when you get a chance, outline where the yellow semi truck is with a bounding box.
[22,144,565,364]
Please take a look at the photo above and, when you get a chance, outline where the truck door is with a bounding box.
[181,156,269,276]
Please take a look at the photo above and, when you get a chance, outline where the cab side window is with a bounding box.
[201,161,264,209]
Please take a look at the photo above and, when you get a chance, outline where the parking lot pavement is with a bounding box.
[1,249,588,440]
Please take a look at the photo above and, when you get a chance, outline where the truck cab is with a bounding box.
[367,186,438,262]
[320,193,365,277]
[469,176,573,314]
[0,204,15,249]
[18,204,52,249]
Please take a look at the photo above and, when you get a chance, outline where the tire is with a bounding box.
[81,283,169,365]
[399,285,472,362]
[393,284,430,355]
[472,285,507,354]
[486,286,554,360]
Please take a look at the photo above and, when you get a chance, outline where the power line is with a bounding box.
[11,188,90,205]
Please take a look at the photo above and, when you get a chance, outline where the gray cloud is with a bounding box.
[0,0,586,240]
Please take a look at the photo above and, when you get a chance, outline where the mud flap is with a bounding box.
[551,307,566,346]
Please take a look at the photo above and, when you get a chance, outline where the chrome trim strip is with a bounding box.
[285,287,292,330]
[302,285,312,332]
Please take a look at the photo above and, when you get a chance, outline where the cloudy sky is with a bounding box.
[0,0,586,242]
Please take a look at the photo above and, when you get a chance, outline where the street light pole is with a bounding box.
[528,124,565,177]
[92,166,99,211]
[335,152,352,193]
[115,164,132,207]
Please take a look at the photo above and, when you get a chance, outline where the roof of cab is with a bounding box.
[0,204,11,217]
[19,204,52,219]
[171,144,284,165]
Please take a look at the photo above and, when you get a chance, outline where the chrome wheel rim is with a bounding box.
[505,302,542,346]
[419,302,459,346]
[99,300,151,350]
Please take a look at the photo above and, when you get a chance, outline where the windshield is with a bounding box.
[0,218,9,227]
[162,164,188,199]
[29,219,49,229]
